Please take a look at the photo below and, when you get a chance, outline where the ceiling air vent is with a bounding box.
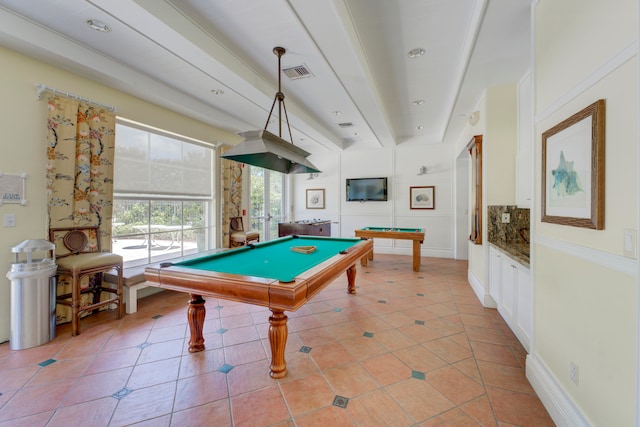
[338,122,354,128]
[283,64,313,80]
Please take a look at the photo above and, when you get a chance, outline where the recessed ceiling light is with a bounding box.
[210,89,224,95]
[332,111,342,116]
[408,48,425,58]
[86,19,111,33]
[416,125,424,130]
[412,100,425,106]
[354,132,359,136]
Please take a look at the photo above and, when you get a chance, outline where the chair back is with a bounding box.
[49,226,102,258]
[230,217,244,232]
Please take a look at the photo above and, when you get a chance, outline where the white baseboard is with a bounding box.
[526,354,592,427]
[467,269,496,308]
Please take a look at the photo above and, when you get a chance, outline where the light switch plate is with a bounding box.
[4,213,16,227]
[623,229,637,258]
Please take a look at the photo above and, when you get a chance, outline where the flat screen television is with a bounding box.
[346,177,388,201]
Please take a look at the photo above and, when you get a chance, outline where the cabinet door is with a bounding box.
[493,250,531,351]
[489,247,502,305]
[500,261,517,320]
[516,266,532,350]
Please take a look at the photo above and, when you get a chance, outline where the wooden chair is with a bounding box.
[229,217,260,247]
[49,226,124,336]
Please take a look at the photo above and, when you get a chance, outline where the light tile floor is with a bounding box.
[0,255,555,426]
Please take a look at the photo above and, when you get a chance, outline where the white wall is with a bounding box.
[485,85,517,206]
[291,150,341,236]
[0,46,236,343]
[526,1,639,425]
[453,86,521,306]
[293,143,455,258]
[455,154,469,260]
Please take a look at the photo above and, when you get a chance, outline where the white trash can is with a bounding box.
[6,239,57,350]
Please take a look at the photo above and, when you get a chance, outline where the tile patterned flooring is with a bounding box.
[0,255,555,426]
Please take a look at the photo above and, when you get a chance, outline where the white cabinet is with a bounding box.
[516,71,532,208]
[488,245,531,351]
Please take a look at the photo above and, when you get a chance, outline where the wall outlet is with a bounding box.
[623,229,637,258]
[501,213,510,223]
[570,361,579,385]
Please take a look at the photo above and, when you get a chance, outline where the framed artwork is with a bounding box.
[306,188,325,209]
[0,172,28,205]
[542,99,605,229]
[410,186,434,210]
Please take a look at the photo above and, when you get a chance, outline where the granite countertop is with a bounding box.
[490,241,530,267]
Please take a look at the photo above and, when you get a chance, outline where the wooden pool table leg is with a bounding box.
[359,239,373,267]
[346,264,357,294]
[187,294,206,353]
[412,240,421,272]
[269,309,288,379]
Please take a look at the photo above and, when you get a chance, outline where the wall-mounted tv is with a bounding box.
[346,177,388,202]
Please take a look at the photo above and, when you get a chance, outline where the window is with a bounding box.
[112,122,215,266]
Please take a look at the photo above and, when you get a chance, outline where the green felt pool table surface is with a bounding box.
[174,235,361,283]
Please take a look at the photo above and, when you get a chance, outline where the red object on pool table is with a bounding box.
[354,227,425,272]
[144,235,373,378]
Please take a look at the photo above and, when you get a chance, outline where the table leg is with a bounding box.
[412,240,421,272]
[346,264,357,294]
[187,294,206,353]
[359,239,373,267]
[360,254,368,267]
[269,309,288,379]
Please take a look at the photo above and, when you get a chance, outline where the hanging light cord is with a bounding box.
[264,47,294,144]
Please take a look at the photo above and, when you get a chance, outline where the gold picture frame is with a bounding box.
[542,99,605,229]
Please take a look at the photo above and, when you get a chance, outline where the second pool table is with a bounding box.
[354,226,425,271]
[144,235,373,378]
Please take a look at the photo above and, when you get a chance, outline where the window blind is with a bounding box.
[114,123,212,197]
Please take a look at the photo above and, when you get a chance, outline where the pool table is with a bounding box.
[354,227,425,272]
[144,235,373,378]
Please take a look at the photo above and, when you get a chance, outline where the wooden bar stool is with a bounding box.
[229,217,260,247]
[49,226,124,336]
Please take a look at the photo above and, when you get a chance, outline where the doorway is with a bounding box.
[249,167,286,241]
[455,153,470,260]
